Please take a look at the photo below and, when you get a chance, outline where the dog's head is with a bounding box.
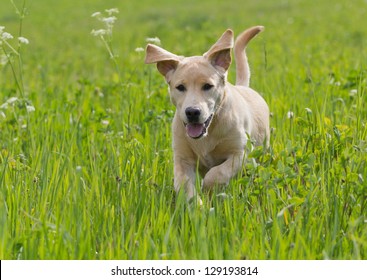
[145,30,234,139]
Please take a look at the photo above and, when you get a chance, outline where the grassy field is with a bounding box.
[0,0,366,260]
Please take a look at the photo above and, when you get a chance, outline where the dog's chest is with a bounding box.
[188,137,226,169]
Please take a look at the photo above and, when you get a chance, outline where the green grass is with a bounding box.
[0,0,366,260]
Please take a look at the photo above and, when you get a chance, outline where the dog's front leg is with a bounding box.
[202,152,244,191]
[174,156,198,200]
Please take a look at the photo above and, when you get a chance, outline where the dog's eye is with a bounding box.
[176,84,186,92]
[202,83,214,91]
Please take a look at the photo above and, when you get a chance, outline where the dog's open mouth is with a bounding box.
[185,114,213,139]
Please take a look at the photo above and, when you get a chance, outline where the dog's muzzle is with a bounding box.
[184,107,213,139]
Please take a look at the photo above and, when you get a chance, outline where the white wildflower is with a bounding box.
[76,166,82,172]
[26,105,35,112]
[287,111,294,119]
[91,29,107,37]
[0,103,8,110]
[349,89,358,97]
[7,97,18,104]
[18,37,29,44]
[101,120,109,126]
[91,12,101,18]
[102,16,117,25]
[105,8,119,15]
[1,32,13,40]
[146,37,161,45]
[0,111,5,119]
[135,47,144,52]
[305,108,312,114]
[0,54,8,66]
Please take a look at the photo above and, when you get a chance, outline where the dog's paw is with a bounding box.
[202,176,229,193]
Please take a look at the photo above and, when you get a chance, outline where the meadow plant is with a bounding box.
[91,8,122,86]
[0,0,35,150]
[0,26,29,96]
[0,0,29,97]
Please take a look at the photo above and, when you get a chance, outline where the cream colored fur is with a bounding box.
[145,26,269,202]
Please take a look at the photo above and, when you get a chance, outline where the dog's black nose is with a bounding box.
[185,107,201,123]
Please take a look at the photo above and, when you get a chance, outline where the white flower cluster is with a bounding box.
[0,25,29,44]
[18,37,29,44]
[0,53,8,66]
[146,37,161,45]
[0,97,18,110]
[135,37,161,54]
[91,8,119,37]
[287,111,294,119]
[1,26,12,41]
[0,97,36,120]
[0,26,29,66]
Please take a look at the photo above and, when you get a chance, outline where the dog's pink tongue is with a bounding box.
[186,123,204,138]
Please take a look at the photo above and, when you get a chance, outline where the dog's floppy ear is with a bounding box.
[145,44,181,80]
[204,29,234,72]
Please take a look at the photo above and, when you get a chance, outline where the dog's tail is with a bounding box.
[234,26,264,87]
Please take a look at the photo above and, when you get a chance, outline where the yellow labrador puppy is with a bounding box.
[145,26,269,202]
